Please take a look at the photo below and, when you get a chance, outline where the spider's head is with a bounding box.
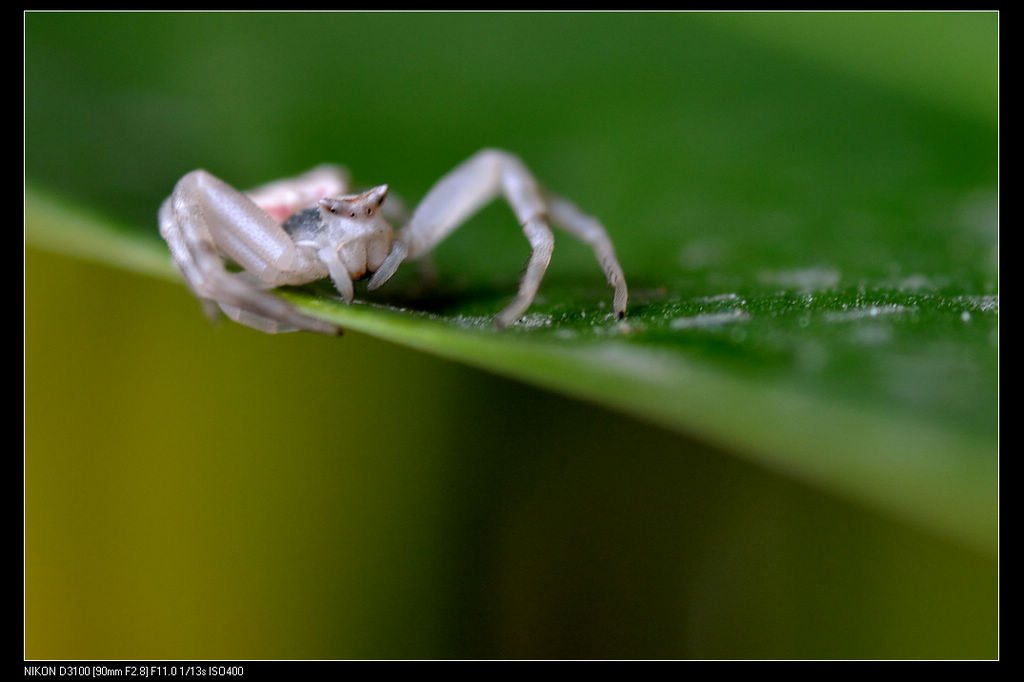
[317,185,390,226]
[316,185,395,277]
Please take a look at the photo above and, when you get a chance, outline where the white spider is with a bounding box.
[158,148,628,334]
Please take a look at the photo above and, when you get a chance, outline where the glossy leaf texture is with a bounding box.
[27,12,997,555]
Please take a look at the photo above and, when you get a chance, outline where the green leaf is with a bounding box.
[26,11,997,556]
[26,176,997,556]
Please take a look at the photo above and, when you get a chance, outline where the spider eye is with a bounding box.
[365,207,373,216]
[349,211,356,218]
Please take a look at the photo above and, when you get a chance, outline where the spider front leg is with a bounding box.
[541,191,629,317]
[367,148,628,327]
[159,169,340,334]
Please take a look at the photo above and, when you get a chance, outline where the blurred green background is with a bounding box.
[25,12,997,659]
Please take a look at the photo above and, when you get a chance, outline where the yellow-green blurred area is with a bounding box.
[24,249,997,659]
[26,12,997,659]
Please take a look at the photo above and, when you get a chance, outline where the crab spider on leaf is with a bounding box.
[159,149,628,334]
